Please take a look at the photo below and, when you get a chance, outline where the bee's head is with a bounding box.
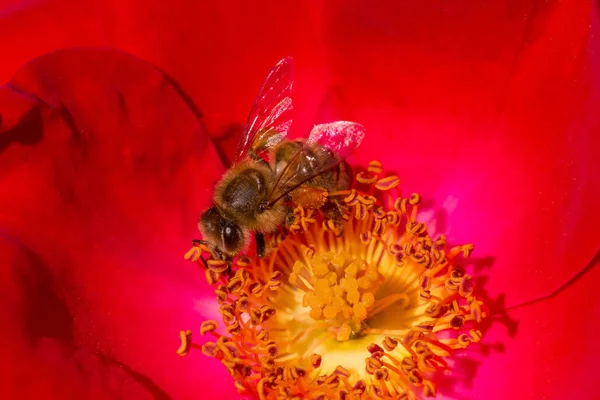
[198,206,249,258]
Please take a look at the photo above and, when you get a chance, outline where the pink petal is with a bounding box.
[321,1,600,398]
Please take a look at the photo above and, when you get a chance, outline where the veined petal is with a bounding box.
[0,48,235,399]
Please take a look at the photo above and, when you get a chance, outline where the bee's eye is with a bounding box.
[222,222,242,253]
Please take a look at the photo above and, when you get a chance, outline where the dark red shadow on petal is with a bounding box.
[151,67,232,162]
[14,238,74,343]
[434,250,600,398]
[0,47,234,399]
[2,234,172,399]
[95,352,172,400]
[158,66,244,167]
[0,99,43,150]
[501,250,600,314]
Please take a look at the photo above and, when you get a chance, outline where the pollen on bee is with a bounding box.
[180,160,487,400]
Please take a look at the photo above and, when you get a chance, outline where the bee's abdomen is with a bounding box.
[274,140,353,192]
[275,141,323,183]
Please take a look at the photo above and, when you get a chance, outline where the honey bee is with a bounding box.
[195,57,365,266]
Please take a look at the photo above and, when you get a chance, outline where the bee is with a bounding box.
[195,57,365,266]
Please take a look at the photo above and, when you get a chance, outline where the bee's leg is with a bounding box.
[321,200,346,237]
[331,220,344,237]
[285,211,296,228]
[255,232,266,258]
[333,200,346,237]
[333,200,347,220]
[199,255,209,269]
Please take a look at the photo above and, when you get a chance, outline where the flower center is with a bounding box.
[291,250,384,341]
[180,161,487,399]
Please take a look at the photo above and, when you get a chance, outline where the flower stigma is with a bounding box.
[181,160,487,399]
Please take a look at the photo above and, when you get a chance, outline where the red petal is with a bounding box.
[0,48,236,398]
[1,1,330,159]
[95,1,331,149]
[0,0,104,82]
[3,1,598,398]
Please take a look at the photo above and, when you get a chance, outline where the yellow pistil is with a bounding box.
[290,251,384,341]
[180,160,487,399]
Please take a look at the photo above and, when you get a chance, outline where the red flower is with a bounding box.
[1,1,598,399]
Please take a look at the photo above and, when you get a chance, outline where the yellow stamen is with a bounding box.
[181,160,488,399]
[176,330,192,356]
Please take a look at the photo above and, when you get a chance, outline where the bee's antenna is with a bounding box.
[226,260,233,276]
[199,254,209,270]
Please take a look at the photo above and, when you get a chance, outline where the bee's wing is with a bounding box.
[306,120,366,159]
[267,121,365,207]
[232,57,294,165]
